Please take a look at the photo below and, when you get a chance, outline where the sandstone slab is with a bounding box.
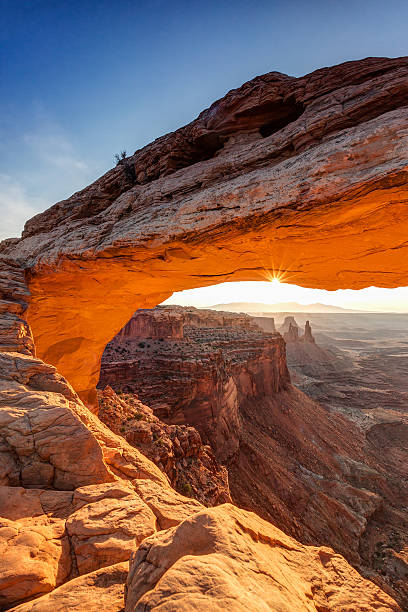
[0,516,71,609]
[10,562,128,612]
[125,504,400,611]
[0,57,407,611]
[66,486,156,575]
[132,478,203,530]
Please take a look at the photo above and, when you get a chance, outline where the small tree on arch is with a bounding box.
[114,150,127,165]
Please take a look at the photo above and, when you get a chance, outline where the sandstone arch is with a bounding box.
[2,56,408,409]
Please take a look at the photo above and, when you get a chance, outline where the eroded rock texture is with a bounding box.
[99,306,290,461]
[125,504,400,611]
[11,563,128,612]
[0,56,407,610]
[98,386,231,506]
[0,57,407,407]
[0,258,202,609]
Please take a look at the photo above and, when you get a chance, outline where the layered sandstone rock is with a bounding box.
[251,315,276,333]
[99,307,289,461]
[100,305,408,607]
[11,563,128,612]
[115,306,261,341]
[0,514,70,607]
[116,308,183,341]
[0,453,201,611]
[1,57,407,610]
[0,257,34,356]
[0,259,204,609]
[0,481,158,608]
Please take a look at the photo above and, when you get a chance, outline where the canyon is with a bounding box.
[99,307,289,462]
[99,305,408,607]
[0,55,408,610]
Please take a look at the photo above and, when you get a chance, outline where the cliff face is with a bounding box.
[116,305,261,339]
[1,57,407,409]
[0,257,206,610]
[99,307,290,462]
[251,315,276,333]
[100,306,408,607]
[115,309,183,341]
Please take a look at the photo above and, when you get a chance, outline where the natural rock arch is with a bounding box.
[3,56,408,409]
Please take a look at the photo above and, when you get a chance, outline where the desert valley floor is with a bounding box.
[276,312,408,417]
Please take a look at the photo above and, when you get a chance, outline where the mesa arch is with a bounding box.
[3,56,408,410]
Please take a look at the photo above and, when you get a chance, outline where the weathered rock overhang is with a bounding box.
[1,56,407,408]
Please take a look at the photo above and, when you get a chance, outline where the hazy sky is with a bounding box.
[163,281,408,312]
[1,1,407,310]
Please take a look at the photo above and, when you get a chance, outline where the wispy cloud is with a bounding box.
[0,174,47,241]
[23,126,88,175]
[0,109,94,242]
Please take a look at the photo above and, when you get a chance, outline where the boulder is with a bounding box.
[10,562,128,612]
[125,504,400,611]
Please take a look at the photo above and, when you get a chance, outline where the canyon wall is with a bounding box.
[251,315,276,332]
[100,305,408,607]
[98,385,231,506]
[0,261,399,610]
[100,307,289,462]
[0,257,205,609]
[115,305,261,339]
[115,308,184,341]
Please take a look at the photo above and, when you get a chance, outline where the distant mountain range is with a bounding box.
[209,302,366,313]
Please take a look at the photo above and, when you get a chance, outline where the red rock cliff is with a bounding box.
[100,307,289,462]
[2,57,406,411]
[100,305,408,607]
[116,308,183,341]
[98,386,231,507]
[2,56,408,611]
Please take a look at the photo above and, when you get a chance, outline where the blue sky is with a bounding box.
[1,1,407,309]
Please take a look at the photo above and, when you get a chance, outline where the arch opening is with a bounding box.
[24,178,408,412]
